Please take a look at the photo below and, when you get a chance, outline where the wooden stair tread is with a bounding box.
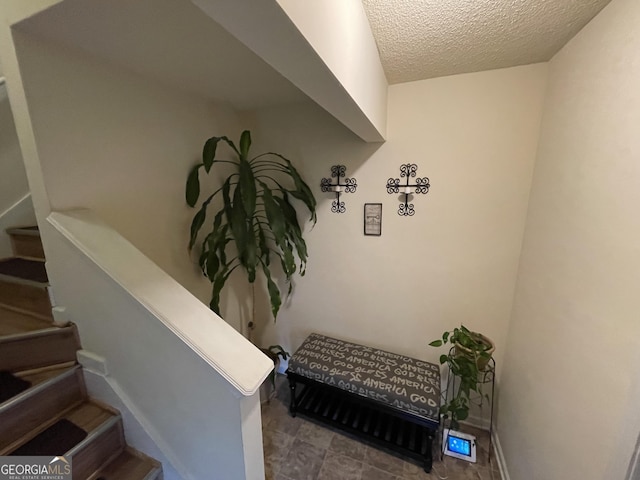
[13,364,77,394]
[89,448,160,480]
[5,400,116,456]
[0,324,79,372]
[63,401,115,433]
[0,364,78,406]
[6,226,39,237]
[0,368,85,455]
[0,307,53,335]
[1,224,162,477]
[0,258,48,284]
[7,225,44,260]
[0,282,53,320]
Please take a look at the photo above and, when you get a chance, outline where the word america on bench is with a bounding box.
[286,333,441,473]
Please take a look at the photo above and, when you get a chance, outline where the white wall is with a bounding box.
[0,62,35,258]
[43,215,264,479]
[499,0,640,478]
[82,368,182,480]
[9,29,272,480]
[193,0,386,142]
[276,0,388,136]
[0,195,36,258]
[244,64,548,384]
[0,65,29,214]
[13,31,252,330]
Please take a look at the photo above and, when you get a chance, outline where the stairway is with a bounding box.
[0,226,162,480]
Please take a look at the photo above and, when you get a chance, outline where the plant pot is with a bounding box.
[454,333,495,371]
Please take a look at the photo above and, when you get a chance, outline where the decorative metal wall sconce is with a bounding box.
[386,164,430,216]
[321,165,357,213]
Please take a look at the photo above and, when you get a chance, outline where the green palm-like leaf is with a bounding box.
[261,262,282,319]
[189,205,206,250]
[189,193,217,249]
[222,179,232,223]
[209,269,227,315]
[238,159,256,216]
[203,135,240,168]
[186,131,316,321]
[257,224,270,267]
[186,164,202,207]
[261,184,295,276]
[277,155,317,223]
[239,130,251,161]
[275,194,308,273]
[245,219,257,283]
[230,186,249,261]
[202,138,218,172]
[205,248,220,280]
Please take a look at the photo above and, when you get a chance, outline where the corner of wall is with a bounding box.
[0,193,36,258]
[79,354,185,480]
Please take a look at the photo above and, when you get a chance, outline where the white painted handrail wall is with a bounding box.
[45,209,271,480]
[48,209,273,395]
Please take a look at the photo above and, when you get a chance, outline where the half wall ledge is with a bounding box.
[46,209,273,397]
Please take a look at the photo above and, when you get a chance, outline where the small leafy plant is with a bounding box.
[186,130,316,320]
[429,325,494,429]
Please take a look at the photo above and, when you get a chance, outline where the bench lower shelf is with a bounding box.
[287,372,437,473]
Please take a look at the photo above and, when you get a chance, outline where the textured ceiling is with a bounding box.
[362,0,613,84]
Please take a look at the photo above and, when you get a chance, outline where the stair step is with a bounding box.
[10,418,88,456]
[0,365,85,454]
[0,363,78,404]
[7,226,44,261]
[0,371,31,403]
[66,403,126,480]
[0,306,53,335]
[5,363,79,404]
[5,399,123,478]
[6,226,40,237]
[0,324,80,371]
[0,258,48,284]
[0,279,52,319]
[0,227,162,478]
[89,448,162,480]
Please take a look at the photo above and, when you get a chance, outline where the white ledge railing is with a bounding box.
[47,209,272,396]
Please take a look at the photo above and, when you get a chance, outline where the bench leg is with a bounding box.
[288,376,297,417]
[423,429,434,473]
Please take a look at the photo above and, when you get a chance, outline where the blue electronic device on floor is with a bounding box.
[443,428,477,463]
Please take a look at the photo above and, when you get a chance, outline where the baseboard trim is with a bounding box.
[453,417,508,480]
[456,419,509,480]
[0,194,36,260]
[80,367,184,480]
[492,428,511,480]
[0,193,32,221]
[464,413,492,431]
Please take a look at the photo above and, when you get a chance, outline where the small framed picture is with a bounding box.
[364,203,382,236]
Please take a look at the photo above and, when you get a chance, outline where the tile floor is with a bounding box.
[261,377,501,480]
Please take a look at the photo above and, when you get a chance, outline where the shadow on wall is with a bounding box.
[0,78,36,259]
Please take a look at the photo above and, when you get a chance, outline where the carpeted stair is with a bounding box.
[0,225,162,480]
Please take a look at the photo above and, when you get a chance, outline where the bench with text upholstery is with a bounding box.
[287,333,441,472]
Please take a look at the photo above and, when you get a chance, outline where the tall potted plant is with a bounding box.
[429,325,495,429]
[185,130,316,324]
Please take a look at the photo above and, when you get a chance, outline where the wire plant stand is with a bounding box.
[443,348,496,464]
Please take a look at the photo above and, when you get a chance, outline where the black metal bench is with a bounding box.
[286,333,440,472]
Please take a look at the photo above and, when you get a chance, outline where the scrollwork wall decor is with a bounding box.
[321,165,358,213]
[386,164,430,216]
